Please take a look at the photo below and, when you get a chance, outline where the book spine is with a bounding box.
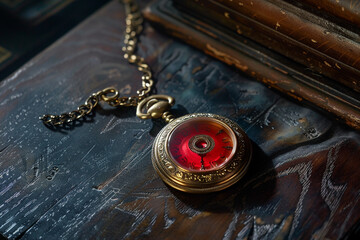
[292,0,360,27]
[174,0,360,92]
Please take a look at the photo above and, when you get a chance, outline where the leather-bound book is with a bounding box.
[144,0,360,130]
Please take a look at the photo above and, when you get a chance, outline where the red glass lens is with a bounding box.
[168,118,237,171]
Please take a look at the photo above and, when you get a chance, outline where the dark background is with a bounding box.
[0,0,110,81]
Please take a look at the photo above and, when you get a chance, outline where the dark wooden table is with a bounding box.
[0,1,359,239]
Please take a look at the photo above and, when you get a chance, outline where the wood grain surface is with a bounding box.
[0,1,359,239]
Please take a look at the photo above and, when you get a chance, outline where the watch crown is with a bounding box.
[136,95,175,122]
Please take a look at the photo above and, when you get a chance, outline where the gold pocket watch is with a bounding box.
[40,0,252,193]
[136,95,252,193]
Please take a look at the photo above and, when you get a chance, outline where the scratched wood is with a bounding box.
[0,1,359,239]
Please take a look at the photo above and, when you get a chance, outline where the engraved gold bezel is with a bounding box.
[152,113,252,193]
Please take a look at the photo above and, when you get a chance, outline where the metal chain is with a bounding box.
[40,0,153,126]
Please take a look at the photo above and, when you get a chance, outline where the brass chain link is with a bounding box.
[40,0,153,126]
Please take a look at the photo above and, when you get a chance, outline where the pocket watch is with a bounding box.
[40,0,252,193]
[137,95,252,193]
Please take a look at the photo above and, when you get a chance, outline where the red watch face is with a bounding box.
[168,117,237,171]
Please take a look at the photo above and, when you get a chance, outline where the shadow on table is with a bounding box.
[169,141,276,213]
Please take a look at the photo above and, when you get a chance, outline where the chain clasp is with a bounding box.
[136,95,175,123]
